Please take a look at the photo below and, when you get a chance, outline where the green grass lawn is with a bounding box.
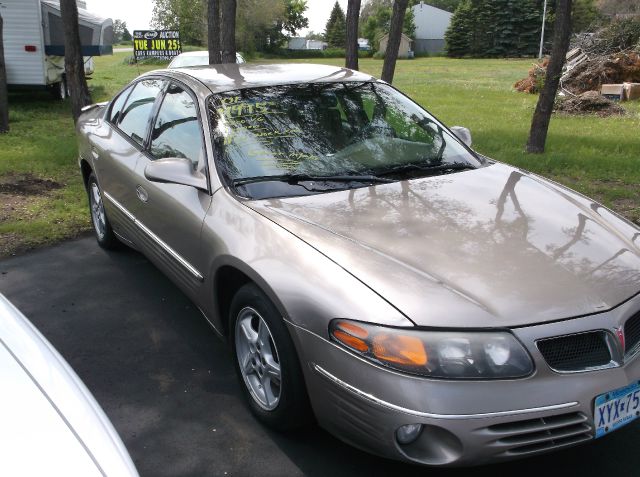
[0,53,638,257]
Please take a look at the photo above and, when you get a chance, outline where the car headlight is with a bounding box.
[329,319,533,379]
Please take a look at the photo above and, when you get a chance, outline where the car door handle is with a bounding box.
[136,185,148,203]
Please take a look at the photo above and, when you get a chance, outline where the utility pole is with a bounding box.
[539,0,548,59]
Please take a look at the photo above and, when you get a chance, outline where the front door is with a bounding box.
[131,81,212,297]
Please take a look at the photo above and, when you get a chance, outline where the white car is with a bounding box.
[0,294,138,476]
[168,50,246,68]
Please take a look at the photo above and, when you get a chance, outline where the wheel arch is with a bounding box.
[80,159,93,191]
[212,258,291,340]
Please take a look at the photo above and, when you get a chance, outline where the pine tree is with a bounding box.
[324,1,346,48]
[445,0,473,57]
[446,0,544,57]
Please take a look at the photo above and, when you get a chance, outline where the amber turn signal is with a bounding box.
[372,333,428,366]
[332,329,369,352]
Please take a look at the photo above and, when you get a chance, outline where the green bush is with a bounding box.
[595,18,640,51]
[373,50,385,59]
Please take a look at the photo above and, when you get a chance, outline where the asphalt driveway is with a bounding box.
[1,237,639,476]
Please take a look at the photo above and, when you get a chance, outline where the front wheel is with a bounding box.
[87,173,119,250]
[230,283,312,431]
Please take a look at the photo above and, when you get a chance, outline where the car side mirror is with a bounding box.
[144,158,208,191]
[450,126,473,148]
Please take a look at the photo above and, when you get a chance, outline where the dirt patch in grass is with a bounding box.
[0,173,63,195]
[0,173,64,224]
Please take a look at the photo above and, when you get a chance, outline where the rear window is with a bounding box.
[118,79,165,146]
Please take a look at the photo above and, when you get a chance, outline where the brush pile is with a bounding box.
[554,90,626,116]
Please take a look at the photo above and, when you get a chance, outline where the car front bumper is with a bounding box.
[287,295,640,466]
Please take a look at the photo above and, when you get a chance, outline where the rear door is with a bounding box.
[131,81,212,295]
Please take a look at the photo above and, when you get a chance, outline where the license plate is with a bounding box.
[595,381,640,438]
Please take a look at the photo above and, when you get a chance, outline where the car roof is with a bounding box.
[173,51,208,57]
[157,63,378,95]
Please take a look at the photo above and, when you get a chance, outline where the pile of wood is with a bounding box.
[514,50,640,95]
[562,50,640,95]
[554,90,626,116]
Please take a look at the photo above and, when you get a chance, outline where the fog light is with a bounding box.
[396,424,423,445]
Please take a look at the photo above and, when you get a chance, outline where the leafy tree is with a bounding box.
[112,19,128,43]
[266,0,309,49]
[122,28,132,41]
[208,0,221,63]
[221,0,237,63]
[527,0,573,153]
[361,0,416,51]
[305,31,325,40]
[596,0,639,16]
[382,0,409,83]
[346,0,362,70]
[572,0,599,32]
[152,0,308,52]
[236,0,284,52]
[325,1,347,48]
[152,0,206,45]
[282,0,309,36]
[61,0,91,121]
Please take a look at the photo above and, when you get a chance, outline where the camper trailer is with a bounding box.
[1,0,113,99]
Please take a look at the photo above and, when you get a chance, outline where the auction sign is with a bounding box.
[133,30,181,61]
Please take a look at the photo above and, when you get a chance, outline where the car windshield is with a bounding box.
[169,55,208,68]
[209,82,483,199]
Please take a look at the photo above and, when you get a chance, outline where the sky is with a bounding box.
[84,0,348,37]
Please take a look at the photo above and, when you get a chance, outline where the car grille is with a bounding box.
[485,412,593,457]
[537,331,611,372]
[624,312,640,355]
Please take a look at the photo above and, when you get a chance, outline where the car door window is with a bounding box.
[118,79,165,146]
[108,84,134,124]
[149,83,203,167]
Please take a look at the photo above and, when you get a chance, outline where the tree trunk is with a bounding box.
[0,14,9,133]
[345,0,361,70]
[381,0,408,84]
[220,0,237,64]
[207,0,222,64]
[526,0,572,154]
[60,0,92,122]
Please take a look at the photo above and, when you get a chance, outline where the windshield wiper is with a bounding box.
[377,162,476,177]
[232,173,394,187]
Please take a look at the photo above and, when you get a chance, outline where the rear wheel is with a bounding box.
[87,173,119,250]
[230,283,312,431]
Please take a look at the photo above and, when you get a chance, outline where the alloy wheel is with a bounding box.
[234,307,282,411]
[90,182,106,240]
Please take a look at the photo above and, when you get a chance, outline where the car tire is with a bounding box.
[230,283,312,431]
[87,173,119,250]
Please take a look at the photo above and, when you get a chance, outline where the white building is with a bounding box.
[287,38,328,51]
[412,1,453,54]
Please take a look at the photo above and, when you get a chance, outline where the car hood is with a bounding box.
[248,163,640,328]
